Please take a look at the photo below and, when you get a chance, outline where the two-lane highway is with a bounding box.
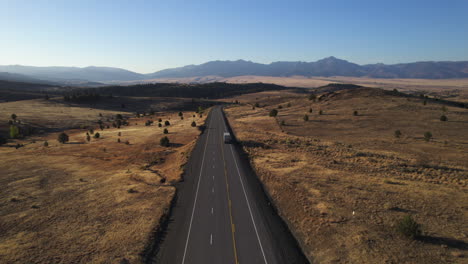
[153,106,308,264]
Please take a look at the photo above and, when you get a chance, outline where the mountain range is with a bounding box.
[1,57,468,84]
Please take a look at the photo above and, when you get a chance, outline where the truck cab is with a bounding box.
[223,132,232,144]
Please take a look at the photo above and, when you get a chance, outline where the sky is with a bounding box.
[1,0,467,73]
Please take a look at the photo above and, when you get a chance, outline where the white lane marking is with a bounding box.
[221,107,268,264]
[210,234,213,245]
[211,207,214,214]
[212,175,215,180]
[181,115,212,264]
[212,187,214,193]
[212,165,215,168]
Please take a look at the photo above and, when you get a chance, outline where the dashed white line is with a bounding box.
[212,187,214,193]
[210,234,213,245]
[211,207,214,214]
[181,115,212,264]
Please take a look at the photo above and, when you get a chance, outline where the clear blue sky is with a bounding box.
[1,0,467,73]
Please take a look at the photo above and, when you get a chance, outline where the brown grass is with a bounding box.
[0,98,207,263]
[224,88,468,263]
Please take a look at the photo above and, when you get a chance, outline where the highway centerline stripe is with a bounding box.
[210,234,213,245]
[181,111,212,264]
[220,107,268,264]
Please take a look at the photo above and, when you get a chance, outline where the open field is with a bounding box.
[0,97,207,263]
[224,87,468,263]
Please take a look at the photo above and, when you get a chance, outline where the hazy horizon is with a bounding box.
[2,0,467,73]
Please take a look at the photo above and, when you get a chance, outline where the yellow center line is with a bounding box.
[221,123,240,264]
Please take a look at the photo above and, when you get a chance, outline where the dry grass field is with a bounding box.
[224,87,468,263]
[0,97,208,263]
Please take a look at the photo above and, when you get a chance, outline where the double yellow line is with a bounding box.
[221,125,240,264]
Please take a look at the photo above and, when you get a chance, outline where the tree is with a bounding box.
[197,106,204,113]
[440,115,448,121]
[269,109,278,117]
[303,114,309,121]
[160,136,170,147]
[158,123,162,127]
[94,132,100,139]
[353,111,358,116]
[11,114,17,121]
[9,125,20,139]
[394,130,402,138]
[158,118,162,122]
[164,120,170,126]
[58,132,69,144]
[43,141,48,147]
[308,94,316,101]
[424,131,432,142]
[191,121,197,127]
[163,128,169,134]
[178,112,183,117]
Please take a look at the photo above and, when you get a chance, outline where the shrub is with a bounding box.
[319,110,323,115]
[180,116,184,120]
[440,115,447,121]
[43,141,48,147]
[191,121,196,127]
[125,140,130,145]
[86,134,91,142]
[9,125,20,139]
[308,94,316,101]
[160,136,170,147]
[158,118,162,122]
[58,132,69,144]
[158,123,162,127]
[255,102,260,107]
[423,100,427,105]
[117,138,121,143]
[353,110,358,116]
[178,112,183,117]
[424,131,432,142]
[396,215,422,239]
[116,114,123,120]
[303,114,309,121]
[163,128,169,134]
[394,130,402,138]
[269,109,278,117]
[287,102,291,107]
[278,105,283,109]
[11,114,17,120]
[94,132,100,139]
[280,120,285,126]
[118,132,121,136]
[89,129,94,135]
[164,120,170,126]
[309,108,312,113]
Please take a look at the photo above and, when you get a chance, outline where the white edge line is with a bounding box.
[220,107,268,264]
[181,113,212,264]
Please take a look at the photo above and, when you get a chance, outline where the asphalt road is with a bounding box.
[152,106,309,264]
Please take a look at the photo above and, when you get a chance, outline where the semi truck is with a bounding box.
[223,132,232,144]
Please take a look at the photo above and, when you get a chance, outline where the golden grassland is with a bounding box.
[224,88,467,263]
[0,98,207,263]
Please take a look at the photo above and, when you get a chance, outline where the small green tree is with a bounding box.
[191,121,196,127]
[163,128,169,134]
[424,131,432,142]
[394,130,402,138]
[160,136,170,147]
[269,109,278,117]
[303,114,309,121]
[396,215,422,239]
[164,120,170,126]
[58,132,69,144]
[9,125,20,139]
[94,132,100,139]
[440,115,448,121]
